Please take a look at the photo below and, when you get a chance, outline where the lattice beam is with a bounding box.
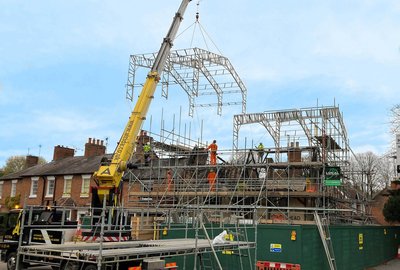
[126,47,247,116]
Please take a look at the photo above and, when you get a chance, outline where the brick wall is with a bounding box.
[371,195,391,225]
[51,175,91,207]
[0,180,12,212]
[1,174,125,212]
[0,178,28,212]
[25,176,45,206]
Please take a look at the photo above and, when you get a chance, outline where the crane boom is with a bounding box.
[93,0,192,204]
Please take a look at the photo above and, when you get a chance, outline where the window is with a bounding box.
[81,174,91,197]
[63,175,73,197]
[0,181,3,199]
[46,176,55,197]
[30,177,39,198]
[64,210,71,221]
[11,180,18,197]
[77,210,87,223]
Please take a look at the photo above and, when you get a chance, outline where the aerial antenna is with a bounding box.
[38,144,42,157]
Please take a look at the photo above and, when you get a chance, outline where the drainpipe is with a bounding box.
[41,176,47,206]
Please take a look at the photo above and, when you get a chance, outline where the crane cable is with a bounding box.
[175,0,223,55]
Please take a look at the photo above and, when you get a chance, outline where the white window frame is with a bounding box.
[80,174,91,198]
[11,180,18,197]
[29,177,39,198]
[0,181,3,199]
[62,175,73,198]
[46,176,55,198]
[64,209,71,221]
[77,210,87,223]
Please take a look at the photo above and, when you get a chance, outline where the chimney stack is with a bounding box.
[53,145,75,161]
[25,155,39,168]
[84,137,106,158]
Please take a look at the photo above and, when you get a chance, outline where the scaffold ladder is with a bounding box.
[198,252,214,270]
[195,215,223,270]
[314,211,336,270]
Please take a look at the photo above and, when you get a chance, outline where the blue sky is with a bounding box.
[1,0,400,166]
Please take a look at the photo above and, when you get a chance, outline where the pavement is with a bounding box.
[367,258,400,270]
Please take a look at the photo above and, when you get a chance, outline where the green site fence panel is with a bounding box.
[161,223,400,270]
[256,225,302,264]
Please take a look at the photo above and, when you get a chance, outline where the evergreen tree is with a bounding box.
[383,189,400,223]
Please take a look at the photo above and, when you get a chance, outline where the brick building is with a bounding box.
[0,138,113,220]
[370,181,400,225]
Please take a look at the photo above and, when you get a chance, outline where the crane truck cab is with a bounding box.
[0,207,77,270]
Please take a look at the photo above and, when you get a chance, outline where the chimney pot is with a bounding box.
[101,140,104,146]
[96,139,100,145]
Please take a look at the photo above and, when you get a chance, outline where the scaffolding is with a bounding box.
[17,205,255,270]
[126,47,247,116]
[126,105,372,225]
[233,106,350,166]
[16,107,373,269]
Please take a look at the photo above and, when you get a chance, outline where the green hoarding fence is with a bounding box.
[256,224,400,270]
[161,224,400,270]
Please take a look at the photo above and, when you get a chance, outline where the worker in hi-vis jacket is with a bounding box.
[207,140,218,165]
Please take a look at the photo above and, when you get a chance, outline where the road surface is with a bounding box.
[0,262,51,270]
[367,258,400,270]
[1,259,400,269]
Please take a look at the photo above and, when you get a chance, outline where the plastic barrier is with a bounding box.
[165,262,178,269]
[256,261,301,270]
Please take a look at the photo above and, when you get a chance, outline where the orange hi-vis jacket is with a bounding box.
[207,143,218,153]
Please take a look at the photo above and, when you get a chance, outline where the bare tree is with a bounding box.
[349,152,384,199]
[348,155,362,188]
[376,155,396,189]
[390,104,400,135]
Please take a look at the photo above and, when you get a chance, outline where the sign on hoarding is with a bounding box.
[358,233,364,250]
[270,243,282,253]
[324,166,341,186]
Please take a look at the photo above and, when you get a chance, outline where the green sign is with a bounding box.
[324,180,342,186]
[324,166,341,186]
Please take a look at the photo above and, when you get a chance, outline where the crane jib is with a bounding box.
[92,0,192,204]
[113,119,134,162]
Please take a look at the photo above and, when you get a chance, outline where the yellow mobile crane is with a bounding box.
[92,0,192,208]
